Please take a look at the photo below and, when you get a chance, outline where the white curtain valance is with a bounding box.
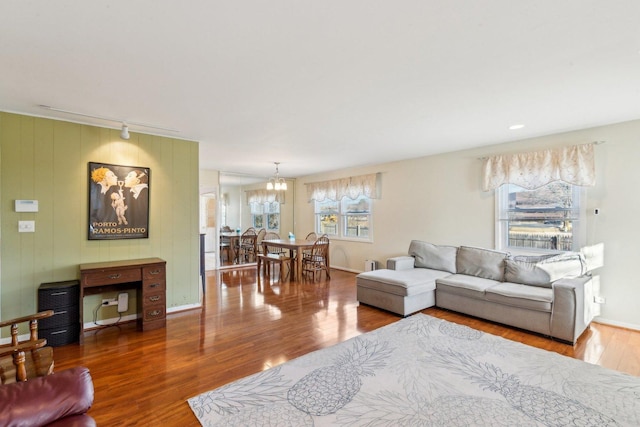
[246,189,285,204]
[305,173,379,202]
[482,143,596,191]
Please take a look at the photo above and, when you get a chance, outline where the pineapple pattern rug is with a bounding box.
[187,313,640,426]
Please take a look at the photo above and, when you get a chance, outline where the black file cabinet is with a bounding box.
[38,280,80,346]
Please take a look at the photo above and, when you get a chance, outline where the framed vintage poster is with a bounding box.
[88,162,150,240]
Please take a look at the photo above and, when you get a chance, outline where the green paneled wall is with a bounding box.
[0,112,200,331]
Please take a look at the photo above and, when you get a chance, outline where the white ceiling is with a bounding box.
[2,1,640,184]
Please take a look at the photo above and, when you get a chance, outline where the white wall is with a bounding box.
[294,119,640,329]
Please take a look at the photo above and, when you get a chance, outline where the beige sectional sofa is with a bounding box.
[356,240,596,344]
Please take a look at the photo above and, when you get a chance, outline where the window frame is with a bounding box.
[251,201,280,232]
[495,182,586,254]
[314,195,373,242]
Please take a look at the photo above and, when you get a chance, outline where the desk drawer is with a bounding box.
[39,305,79,329]
[143,305,166,322]
[143,265,166,281]
[142,291,165,306]
[83,268,141,286]
[143,279,165,293]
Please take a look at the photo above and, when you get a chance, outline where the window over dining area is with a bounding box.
[314,195,372,241]
[306,173,379,242]
[251,201,280,232]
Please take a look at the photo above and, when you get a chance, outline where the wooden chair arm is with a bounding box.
[0,310,54,328]
[0,339,47,358]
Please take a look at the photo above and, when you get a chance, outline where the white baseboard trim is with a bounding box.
[331,266,361,274]
[84,313,138,330]
[82,302,203,330]
[593,316,640,332]
[167,302,202,313]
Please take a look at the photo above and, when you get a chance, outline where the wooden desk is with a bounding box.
[79,258,166,344]
[261,239,329,281]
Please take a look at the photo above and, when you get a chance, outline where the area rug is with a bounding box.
[188,314,640,426]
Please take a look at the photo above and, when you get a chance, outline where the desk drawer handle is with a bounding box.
[108,274,121,279]
[148,295,161,302]
[53,310,67,315]
[50,291,68,296]
[148,309,162,317]
[149,283,161,288]
[51,329,68,335]
[149,270,161,275]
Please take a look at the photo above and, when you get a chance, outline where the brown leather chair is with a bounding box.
[0,366,95,426]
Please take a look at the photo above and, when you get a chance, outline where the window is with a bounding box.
[496,182,585,252]
[251,201,280,231]
[315,195,372,241]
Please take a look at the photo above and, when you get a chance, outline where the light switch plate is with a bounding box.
[18,220,35,232]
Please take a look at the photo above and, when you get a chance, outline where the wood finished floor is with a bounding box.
[53,267,640,426]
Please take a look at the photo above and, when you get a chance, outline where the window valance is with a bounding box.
[246,189,285,204]
[305,173,379,202]
[482,143,596,191]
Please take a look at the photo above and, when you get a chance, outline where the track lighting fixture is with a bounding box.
[120,123,130,140]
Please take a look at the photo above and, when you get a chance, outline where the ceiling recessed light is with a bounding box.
[509,124,525,130]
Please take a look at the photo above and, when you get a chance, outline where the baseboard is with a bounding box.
[331,266,361,274]
[167,302,202,314]
[84,313,138,330]
[82,302,202,331]
[593,316,640,332]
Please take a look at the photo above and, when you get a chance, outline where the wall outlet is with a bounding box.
[102,298,117,306]
[594,296,606,304]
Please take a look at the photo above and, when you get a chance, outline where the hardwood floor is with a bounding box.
[52,267,640,426]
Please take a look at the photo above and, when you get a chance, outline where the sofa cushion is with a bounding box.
[456,246,508,281]
[485,282,553,312]
[408,240,458,273]
[356,268,448,297]
[505,253,586,288]
[435,274,499,299]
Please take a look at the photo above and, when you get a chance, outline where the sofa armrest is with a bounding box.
[0,366,94,427]
[386,256,415,270]
[550,276,592,344]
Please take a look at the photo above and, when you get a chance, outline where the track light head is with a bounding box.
[120,123,130,140]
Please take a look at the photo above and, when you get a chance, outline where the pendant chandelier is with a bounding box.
[266,162,287,191]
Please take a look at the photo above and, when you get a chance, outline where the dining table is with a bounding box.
[261,238,329,281]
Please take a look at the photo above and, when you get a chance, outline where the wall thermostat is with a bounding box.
[15,200,39,212]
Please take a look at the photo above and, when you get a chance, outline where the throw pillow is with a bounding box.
[408,240,457,273]
[456,246,508,281]
[505,258,553,288]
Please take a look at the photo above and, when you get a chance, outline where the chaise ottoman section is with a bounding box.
[356,268,448,316]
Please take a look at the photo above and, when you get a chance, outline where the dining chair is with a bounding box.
[302,232,318,258]
[219,237,231,263]
[257,232,292,281]
[236,228,258,263]
[263,232,283,255]
[302,234,330,281]
[256,228,267,254]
